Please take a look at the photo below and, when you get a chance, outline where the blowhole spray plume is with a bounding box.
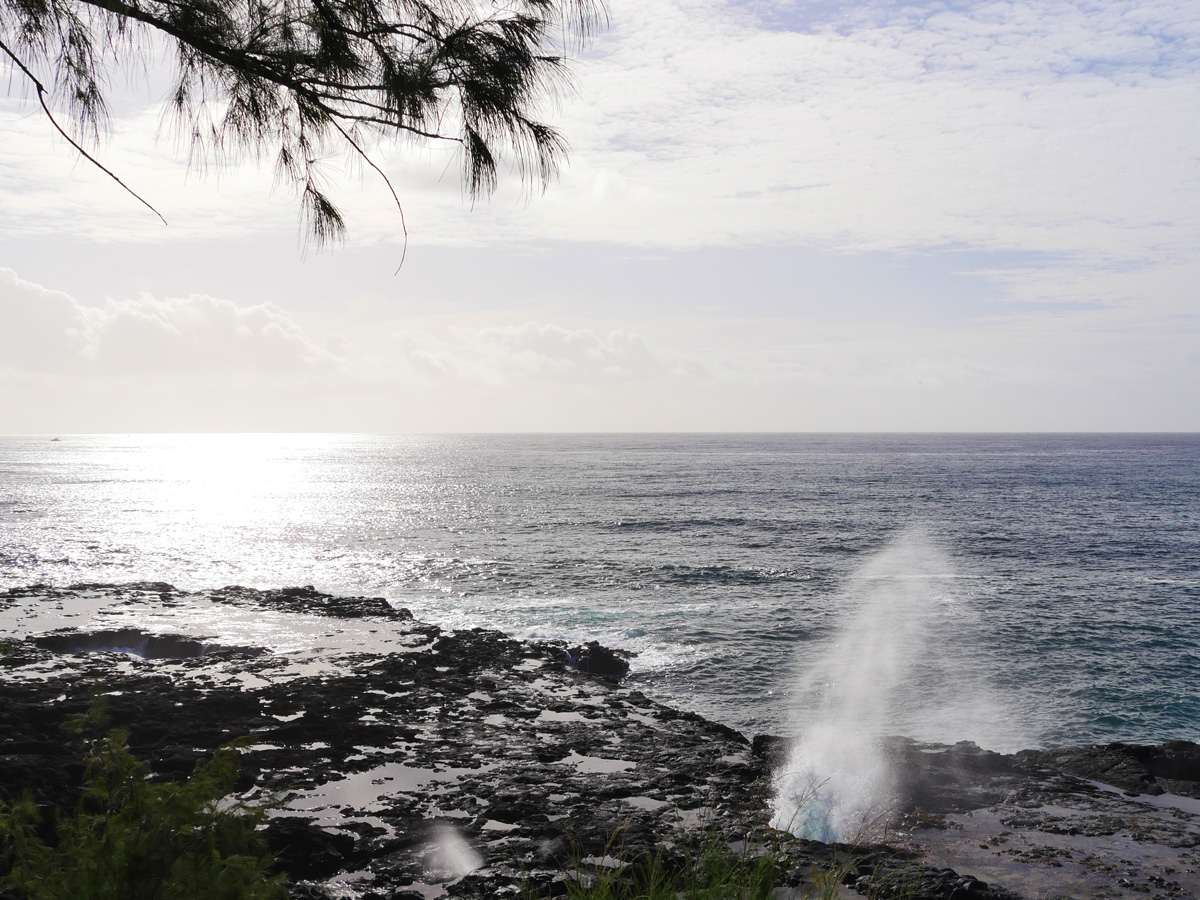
[424,823,482,881]
[771,527,995,842]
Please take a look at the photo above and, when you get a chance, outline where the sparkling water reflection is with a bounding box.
[2,433,1198,749]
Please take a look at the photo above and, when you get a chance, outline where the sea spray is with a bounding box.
[425,823,482,879]
[771,528,961,842]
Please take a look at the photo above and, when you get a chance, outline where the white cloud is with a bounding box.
[536,0,1200,255]
[0,268,339,374]
[0,262,1195,432]
[397,323,702,384]
[1,0,1197,431]
[0,268,86,368]
[4,0,1197,267]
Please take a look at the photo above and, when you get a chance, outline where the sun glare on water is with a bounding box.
[133,433,345,524]
[52,433,373,589]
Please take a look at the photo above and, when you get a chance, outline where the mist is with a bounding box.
[770,527,1024,842]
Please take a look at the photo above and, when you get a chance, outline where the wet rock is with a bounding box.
[565,640,631,680]
[751,734,790,770]
[1021,741,1200,799]
[266,818,360,879]
[1147,741,1200,792]
[885,737,1023,814]
[211,584,412,620]
[5,583,1197,900]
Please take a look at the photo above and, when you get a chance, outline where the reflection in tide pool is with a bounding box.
[288,761,490,829]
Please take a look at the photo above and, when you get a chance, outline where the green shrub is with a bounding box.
[549,837,781,900]
[0,716,286,900]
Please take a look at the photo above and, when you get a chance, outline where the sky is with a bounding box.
[1,0,1198,432]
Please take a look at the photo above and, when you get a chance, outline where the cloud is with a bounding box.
[397,323,703,384]
[5,0,1198,268]
[547,0,1200,253]
[0,268,339,375]
[0,267,701,387]
[0,263,1195,432]
[2,0,1197,431]
[0,269,86,368]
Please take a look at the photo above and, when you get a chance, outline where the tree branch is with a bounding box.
[0,34,167,226]
[1,0,603,247]
[327,118,408,273]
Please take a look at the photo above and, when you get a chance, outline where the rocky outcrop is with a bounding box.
[3,583,1196,900]
[1019,741,1200,799]
[565,640,631,680]
[867,738,1200,899]
[210,584,414,621]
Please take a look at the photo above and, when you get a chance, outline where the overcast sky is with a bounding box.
[1,0,1197,432]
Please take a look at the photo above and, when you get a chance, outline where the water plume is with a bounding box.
[771,527,965,842]
[424,823,482,880]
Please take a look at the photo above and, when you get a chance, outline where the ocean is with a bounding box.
[1,433,1197,752]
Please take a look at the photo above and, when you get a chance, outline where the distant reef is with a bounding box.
[2,583,1197,899]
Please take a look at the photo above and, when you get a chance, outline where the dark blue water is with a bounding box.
[1,433,1197,749]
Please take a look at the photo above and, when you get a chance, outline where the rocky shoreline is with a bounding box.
[2,583,1198,900]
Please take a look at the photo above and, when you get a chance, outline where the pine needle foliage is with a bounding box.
[0,0,603,242]
[0,713,285,900]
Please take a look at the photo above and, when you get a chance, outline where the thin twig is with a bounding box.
[329,118,408,273]
[0,36,167,226]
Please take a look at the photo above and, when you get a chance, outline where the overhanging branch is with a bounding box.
[0,34,167,225]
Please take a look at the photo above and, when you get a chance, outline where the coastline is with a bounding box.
[2,583,1197,899]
